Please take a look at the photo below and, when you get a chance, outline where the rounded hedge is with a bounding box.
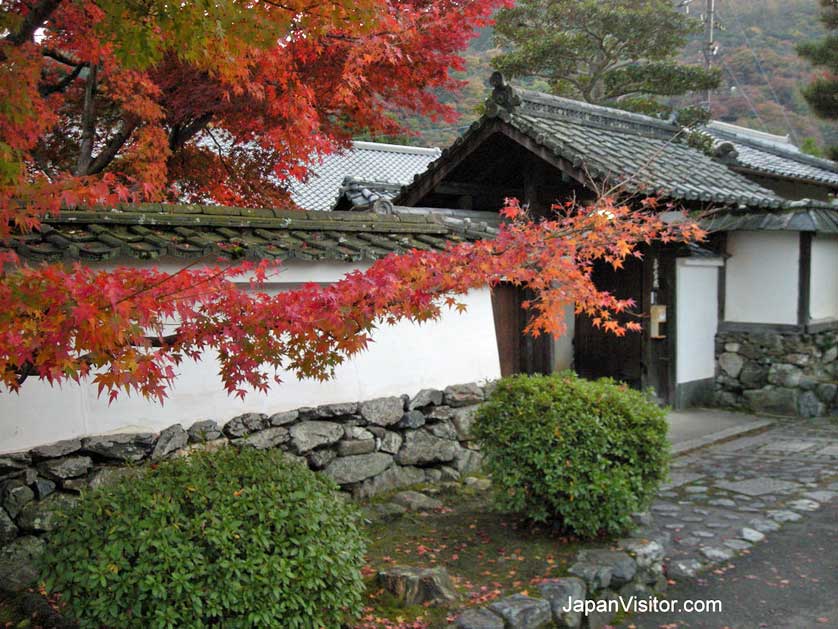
[41,446,367,628]
[474,372,669,538]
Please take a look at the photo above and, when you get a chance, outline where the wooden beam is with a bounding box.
[435,181,524,198]
[798,232,812,326]
[395,119,503,207]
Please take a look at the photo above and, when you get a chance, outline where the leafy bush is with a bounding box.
[474,372,669,538]
[41,447,367,628]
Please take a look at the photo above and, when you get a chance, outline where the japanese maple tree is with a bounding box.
[0,1,705,401]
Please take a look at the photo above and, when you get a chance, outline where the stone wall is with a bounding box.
[0,382,489,592]
[714,328,838,417]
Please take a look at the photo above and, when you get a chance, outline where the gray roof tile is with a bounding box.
[288,141,441,211]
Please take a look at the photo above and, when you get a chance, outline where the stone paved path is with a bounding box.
[639,417,837,580]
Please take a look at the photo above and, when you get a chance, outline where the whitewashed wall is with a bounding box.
[724,231,799,325]
[810,234,838,322]
[0,258,501,453]
[676,258,722,384]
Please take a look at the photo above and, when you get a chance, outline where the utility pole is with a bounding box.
[702,0,716,111]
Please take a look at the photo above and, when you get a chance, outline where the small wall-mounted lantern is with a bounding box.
[650,304,667,339]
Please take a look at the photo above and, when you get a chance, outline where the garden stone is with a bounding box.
[0,507,18,544]
[151,424,188,459]
[337,439,376,457]
[345,426,374,441]
[0,456,28,478]
[82,433,155,462]
[700,546,734,562]
[392,490,442,511]
[395,429,458,465]
[816,383,837,404]
[426,420,459,440]
[62,478,88,493]
[0,536,45,591]
[290,421,343,453]
[740,527,765,543]
[380,431,403,454]
[427,405,454,421]
[307,448,336,470]
[359,397,404,426]
[787,498,820,512]
[743,387,798,416]
[464,476,491,491]
[537,577,586,628]
[824,346,838,363]
[398,410,426,429]
[88,466,141,490]
[719,352,744,378]
[454,448,483,475]
[187,420,221,443]
[32,477,55,500]
[451,406,478,441]
[222,413,266,438]
[29,439,82,460]
[455,608,504,629]
[739,363,768,389]
[768,509,802,522]
[17,492,78,532]
[568,561,611,591]
[372,502,407,521]
[378,566,458,607]
[747,517,780,533]
[268,410,299,426]
[768,363,802,388]
[620,538,665,569]
[324,452,393,485]
[315,402,358,417]
[355,465,425,498]
[443,383,484,407]
[723,539,752,551]
[439,466,461,482]
[409,388,444,410]
[709,498,737,507]
[425,468,442,482]
[798,391,825,418]
[587,591,620,629]
[38,455,93,480]
[1,479,34,518]
[804,490,835,503]
[488,594,552,629]
[667,558,704,579]
[576,550,636,588]
[234,427,290,450]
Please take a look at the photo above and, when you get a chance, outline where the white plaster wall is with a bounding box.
[0,258,501,453]
[676,258,722,384]
[724,231,799,325]
[810,234,838,322]
[552,306,576,371]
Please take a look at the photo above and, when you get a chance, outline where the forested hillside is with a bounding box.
[405,0,837,154]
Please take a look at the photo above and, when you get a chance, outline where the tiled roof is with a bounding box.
[397,76,785,209]
[702,199,838,234]
[335,177,403,211]
[706,121,838,188]
[288,141,441,211]
[5,204,493,264]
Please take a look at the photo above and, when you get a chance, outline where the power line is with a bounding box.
[716,7,799,142]
[719,57,767,128]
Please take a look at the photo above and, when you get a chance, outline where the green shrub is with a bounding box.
[474,372,669,538]
[41,447,367,628]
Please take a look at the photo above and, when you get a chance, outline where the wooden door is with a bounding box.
[492,283,553,377]
[574,257,645,389]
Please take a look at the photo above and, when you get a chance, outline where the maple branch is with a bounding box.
[87,119,139,175]
[75,63,98,176]
[39,62,85,97]
[4,0,63,46]
[169,113,213,150]
[41,48,79,67]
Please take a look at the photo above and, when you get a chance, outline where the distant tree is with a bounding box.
[491,0,720,116]
[798,0,838,160]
